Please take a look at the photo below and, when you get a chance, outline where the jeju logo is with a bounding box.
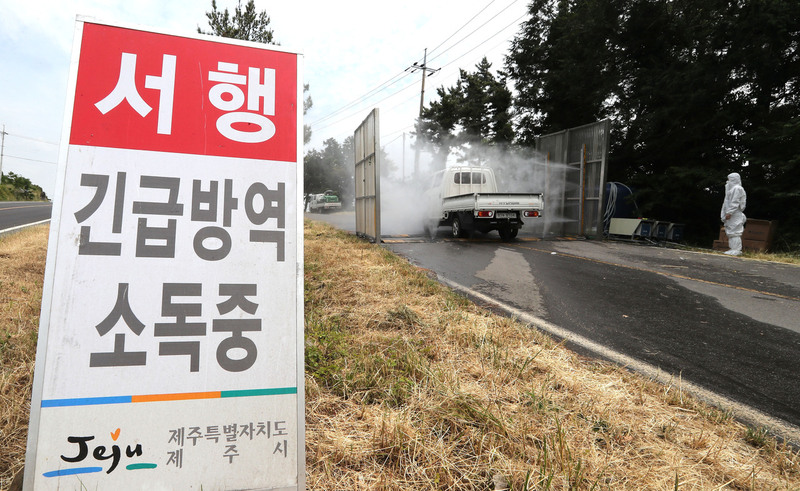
[43,429,157,477]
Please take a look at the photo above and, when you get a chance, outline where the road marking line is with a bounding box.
[0,204,52,211]
[510,242,800,302]
[0,219,51,236]
[439,276,800,446]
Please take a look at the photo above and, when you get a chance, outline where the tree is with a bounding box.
[304,84,313,145]
[199,1,314,145]
[609,0,737,240]
[198,0,274,43]
[505,0,800,249]
[304,138,352,205]
[727,0,800,247]
[505,0,620,144]
[417,58,513,169]
[0,171,47,201]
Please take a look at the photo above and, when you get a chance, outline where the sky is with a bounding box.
[0,0,531,198]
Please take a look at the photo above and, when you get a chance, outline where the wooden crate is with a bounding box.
[712,219,778,252]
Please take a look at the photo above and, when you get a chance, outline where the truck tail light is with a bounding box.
[524,211,540,218]
[476,210,494,218]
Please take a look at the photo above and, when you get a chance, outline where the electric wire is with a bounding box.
[5,131,59,146]
[428,0,499,57]
[376,15,526,149]
[309,69,411,127]
[2,154,58,165]
[310,76,421,133]
[315,11,527,139]
[1,132,60,169]
[381,133,405,147]
[382,121,418,143]
[384,11,526,137]
[308,1,527,133]
[427,0,523,65]
[435,12,528,73]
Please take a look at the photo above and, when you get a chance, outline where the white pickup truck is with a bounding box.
[423,166,543,241]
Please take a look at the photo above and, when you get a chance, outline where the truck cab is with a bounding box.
[424,167,497,220]
[423,166,543,241]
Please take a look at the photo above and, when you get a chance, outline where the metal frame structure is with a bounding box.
[535,119,610,237]
[354,109,381,243]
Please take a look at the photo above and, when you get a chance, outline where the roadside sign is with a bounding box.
[24,18,304,490]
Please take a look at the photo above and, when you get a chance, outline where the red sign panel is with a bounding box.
[70,23,297,162]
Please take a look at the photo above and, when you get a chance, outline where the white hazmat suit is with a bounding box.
[720,172,746,255]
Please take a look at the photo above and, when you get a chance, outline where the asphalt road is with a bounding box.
[309,211,800,443]
[0,201,52,233]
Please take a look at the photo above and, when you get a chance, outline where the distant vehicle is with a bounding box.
[423,166,544,241]
[308,190,342,213]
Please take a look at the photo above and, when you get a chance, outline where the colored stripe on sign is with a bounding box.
[43,467,103,477]
[222,387,298,398]
[41,387,297,407]
[126,463,158,470]
[41,396,132,407]
[132,391,221,403]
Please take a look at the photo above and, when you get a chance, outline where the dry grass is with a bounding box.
[741,250,800,265]
[1,221,799,490]
[304,219,800,490]
[0,225,48,489]
[687,245,800,265]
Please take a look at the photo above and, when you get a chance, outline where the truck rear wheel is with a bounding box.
[452,217,465,238]
[499,227,518,241]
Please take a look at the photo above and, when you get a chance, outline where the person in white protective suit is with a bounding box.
[720,172,747,255]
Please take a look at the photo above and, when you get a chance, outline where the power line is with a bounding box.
[3,154,58,165]
[428,0,499,56]
[6,131,59,146]
[316,11,527,140]
[382,9,525,125]
[309,69,411,127]
[382,133,405,146]
[310,77,421,133]
[382,123,416,143]
[307,3,529,152]
[308,2,526,131]
[436,12,528,73]
[428,0,523,65]
[387,28,525,161]
[1,127,60,178]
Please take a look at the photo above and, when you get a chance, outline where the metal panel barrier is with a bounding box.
[354,109,381,243]
[535,119,610,237]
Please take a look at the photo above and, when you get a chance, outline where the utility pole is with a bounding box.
[0,125,7,180]
[407,49,439,179]
[402,132,406,182]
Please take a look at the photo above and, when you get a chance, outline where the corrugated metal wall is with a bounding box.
[535,119,610,237]
[354,109,381,243]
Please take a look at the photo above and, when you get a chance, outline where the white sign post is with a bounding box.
[24,18,304,490]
